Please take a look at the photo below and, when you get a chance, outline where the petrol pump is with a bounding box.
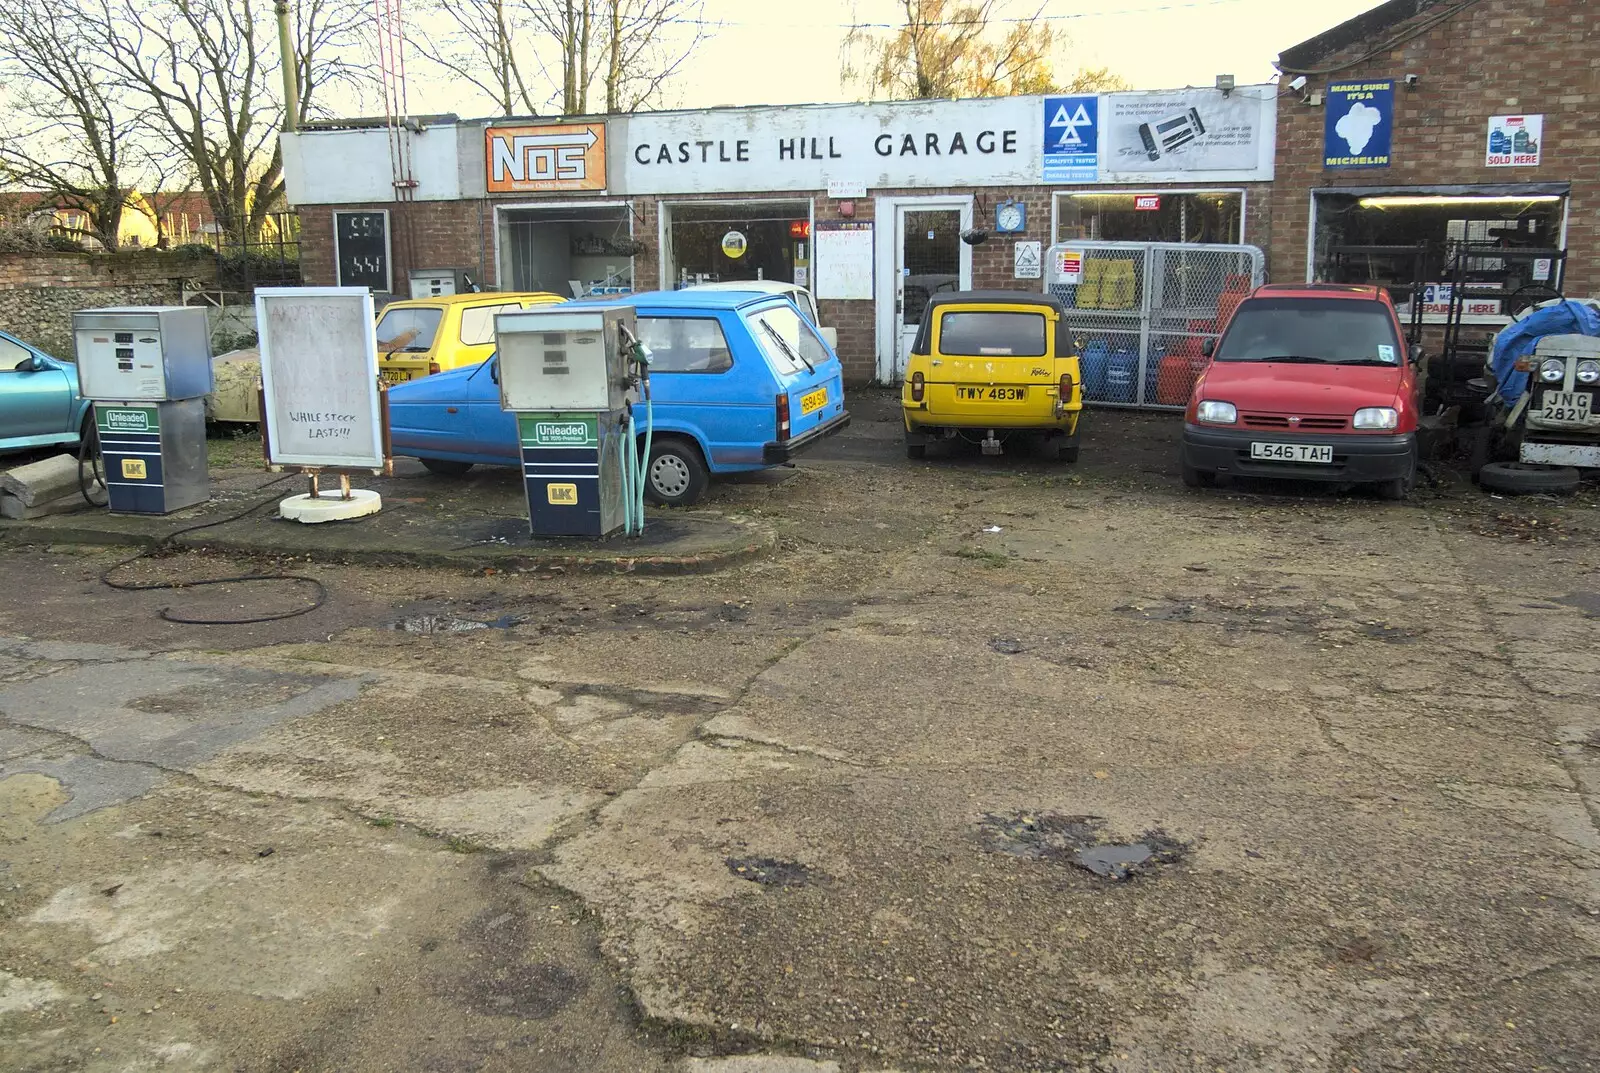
[71,306,214,514]
[494,305,652,539]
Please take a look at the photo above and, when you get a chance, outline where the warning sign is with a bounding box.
[1013,241,1042,280]
[1055,248,1084,285]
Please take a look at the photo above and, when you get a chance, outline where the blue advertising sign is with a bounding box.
[1324,80,1394,169]
[1043,95,1098,182]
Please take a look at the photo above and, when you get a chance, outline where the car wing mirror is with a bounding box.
[1200,338,1215,358]
[819,326,839,349]
[489,359,499,385]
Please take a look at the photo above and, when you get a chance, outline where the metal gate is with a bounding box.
[1044,241,1265,409]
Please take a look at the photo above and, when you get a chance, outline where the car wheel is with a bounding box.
[645,438,709,507]
[1180,460,1214,488]
[420,458,474,477]
[1477,461,1580,496]
[1060,435,1081,464]
[905,442,926,460]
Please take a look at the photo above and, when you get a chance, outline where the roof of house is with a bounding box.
[1278,0,1454,72]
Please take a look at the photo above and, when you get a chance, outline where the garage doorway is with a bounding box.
[875,195,973,382]
[496,202,636,297]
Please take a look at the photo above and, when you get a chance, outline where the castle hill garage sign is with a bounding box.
[615,98,1041,194]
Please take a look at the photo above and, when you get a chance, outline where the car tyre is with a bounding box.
[420,458,474,477]
[905,442,927,460]
[1180,460,1214,489]
[1477,461,1580,496]
[1060,434,1081,464]
[1033,434,1061,462]
[645,438,709,507]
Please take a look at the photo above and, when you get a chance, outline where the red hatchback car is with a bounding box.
[1179,283,1421,499]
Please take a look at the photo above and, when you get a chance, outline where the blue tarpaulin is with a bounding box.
[1489,300,1600,400]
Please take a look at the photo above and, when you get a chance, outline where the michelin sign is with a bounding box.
[1324,80,1394,169]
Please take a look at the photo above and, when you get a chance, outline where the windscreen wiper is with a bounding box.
[759,320,814,374]
[1254,355,1329,364]
[1333,358,1399,366]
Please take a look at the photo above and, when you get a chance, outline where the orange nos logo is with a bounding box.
[486,124,606,192]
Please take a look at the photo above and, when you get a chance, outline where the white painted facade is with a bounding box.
[282,88,1278,206]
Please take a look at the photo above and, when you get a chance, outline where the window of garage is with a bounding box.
[1312,185,1569,321]
[1053,190,1244,244]
[662,199,812,288]
[498,203,638,297]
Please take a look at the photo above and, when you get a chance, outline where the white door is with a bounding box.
[894,205,967,378]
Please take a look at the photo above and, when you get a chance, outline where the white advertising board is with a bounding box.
[256,287,386,469]
[815,223,874,300]
[1099,87,1276,181]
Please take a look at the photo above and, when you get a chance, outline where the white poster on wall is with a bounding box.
[1100,88,1273,180]
[815,222,874,300]
[1013,241,1042,279]
[1486,114,1542,167]
[256,287,386,470]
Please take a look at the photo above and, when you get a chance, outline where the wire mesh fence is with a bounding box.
[1045,241,1264,409]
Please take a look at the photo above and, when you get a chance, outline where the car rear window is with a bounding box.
[1217,298,1402,364]
[459,303,524,346]
[937,311,1048,357]
[748,304,830,376]
[638,317,733,373]
[375,307,442,353]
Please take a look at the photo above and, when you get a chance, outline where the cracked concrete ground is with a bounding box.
[1,398,1598,1072]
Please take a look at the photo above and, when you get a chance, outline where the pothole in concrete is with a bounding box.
[393,614,521,634]
[1114,596,1423,645]
[127,679,311,714]
[725,856,824,888]
[979,812,1187,881]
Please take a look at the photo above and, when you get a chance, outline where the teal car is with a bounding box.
[0,330,94,454]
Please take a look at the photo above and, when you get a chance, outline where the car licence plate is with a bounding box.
[380,370,413,384]
[955,387,1026,401]
[800,386,828,416]
[1535,390,1592,423]
[1250,441,1333,463]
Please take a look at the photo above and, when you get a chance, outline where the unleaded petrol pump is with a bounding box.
[72,306,214,514]
[494,305,652,539]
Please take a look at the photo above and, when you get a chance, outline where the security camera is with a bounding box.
[1288,75,1307,92]
[1404,73,1419,87]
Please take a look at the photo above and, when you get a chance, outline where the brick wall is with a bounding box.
[1269,0,1600,292]
[0,251,215,358]
[298,179,1272,384]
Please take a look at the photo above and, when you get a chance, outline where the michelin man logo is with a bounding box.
[1335,101,1382,156]
[1049,101,1095,149]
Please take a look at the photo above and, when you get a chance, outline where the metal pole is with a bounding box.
[276,0,300,133]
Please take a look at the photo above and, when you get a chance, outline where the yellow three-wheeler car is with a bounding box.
[901,290,1083,461]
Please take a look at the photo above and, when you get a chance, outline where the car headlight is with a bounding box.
[1353,407,1399,430]
[1539,358,1566,383]
[1195,400,1237,425]
[1577,360,1600,385]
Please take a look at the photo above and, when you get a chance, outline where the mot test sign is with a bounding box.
[255,288,387,471]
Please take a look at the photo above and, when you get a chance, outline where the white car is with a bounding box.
[686,280,837,349]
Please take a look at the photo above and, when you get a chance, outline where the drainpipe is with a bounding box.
[276,0,300,132]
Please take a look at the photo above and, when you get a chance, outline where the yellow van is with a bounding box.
[376,291,566,383]
[901,291,1083,461]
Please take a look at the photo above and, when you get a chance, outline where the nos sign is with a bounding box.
[486,123,607,192]
[1134,195,1162,211]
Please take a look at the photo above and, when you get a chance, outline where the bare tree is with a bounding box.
[599,0,707,113]
[408,0,541,115]
[843,0,1129,100]
[411,0,708,116]
[0,0,153,249]
[77,0,370,245]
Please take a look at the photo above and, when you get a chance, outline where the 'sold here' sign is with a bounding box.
[256,288,387,470]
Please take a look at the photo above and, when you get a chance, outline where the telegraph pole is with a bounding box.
[276,0,300,132]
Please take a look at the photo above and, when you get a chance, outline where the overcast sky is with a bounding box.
[408,0,1387,115]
